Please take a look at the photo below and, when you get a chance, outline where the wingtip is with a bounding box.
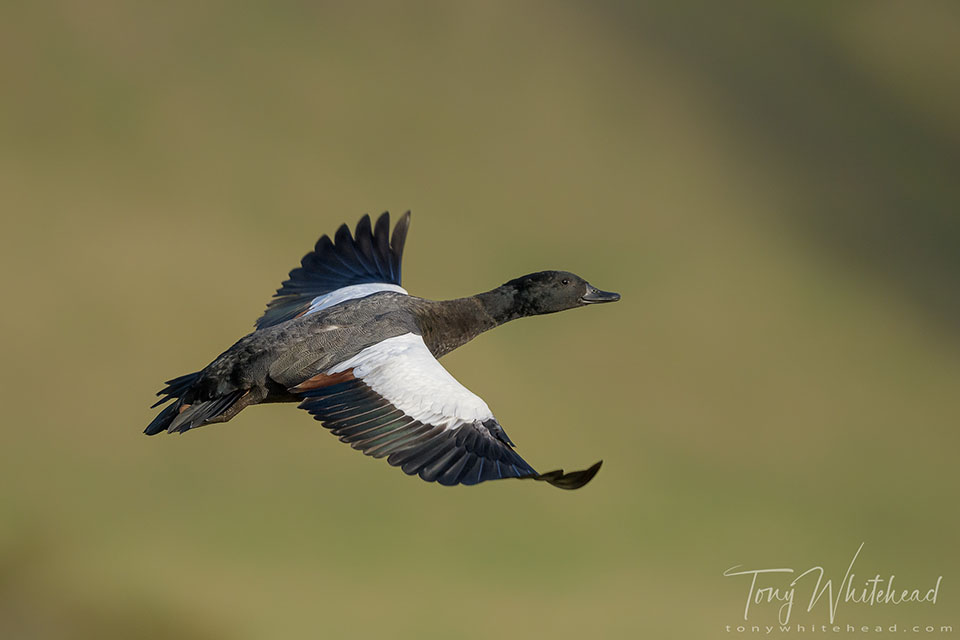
[389,210,412,277]
[533,459,603,490]
[392,211,411,239]
[354,213,373,239]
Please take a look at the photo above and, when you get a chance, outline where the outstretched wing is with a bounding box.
[255,211,412,330]
[291,333,602,489]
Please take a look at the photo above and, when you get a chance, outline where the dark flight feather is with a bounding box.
[297,378,600,489]
[255,211,411,330]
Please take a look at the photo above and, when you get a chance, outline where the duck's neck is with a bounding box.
[414,285,522,358]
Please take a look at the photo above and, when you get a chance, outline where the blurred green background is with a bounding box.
[1,1,958,638]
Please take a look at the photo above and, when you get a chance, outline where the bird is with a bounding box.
[145,212,620,489]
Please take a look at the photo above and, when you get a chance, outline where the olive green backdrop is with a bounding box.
[1,2,958,638]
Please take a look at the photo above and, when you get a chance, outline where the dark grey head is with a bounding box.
[503,270,620,317]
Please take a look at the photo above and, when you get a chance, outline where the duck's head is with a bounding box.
[505,270,620,316]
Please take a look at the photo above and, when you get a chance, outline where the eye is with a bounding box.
[561,278,570,285]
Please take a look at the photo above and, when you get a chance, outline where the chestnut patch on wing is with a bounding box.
[290,369,356,392]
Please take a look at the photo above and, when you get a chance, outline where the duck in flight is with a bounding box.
[146,212,620,489]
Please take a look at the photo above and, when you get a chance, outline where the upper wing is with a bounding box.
[255,211,412,330]
[291,333,602,489]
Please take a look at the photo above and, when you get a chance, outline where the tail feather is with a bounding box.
[145,401,181,435]
[151,372,202,408]
[166,391,244,434]
[145,371,243,435]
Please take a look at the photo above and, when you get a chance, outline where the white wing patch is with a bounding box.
[327,333,493,430]
[303,283,408,316]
